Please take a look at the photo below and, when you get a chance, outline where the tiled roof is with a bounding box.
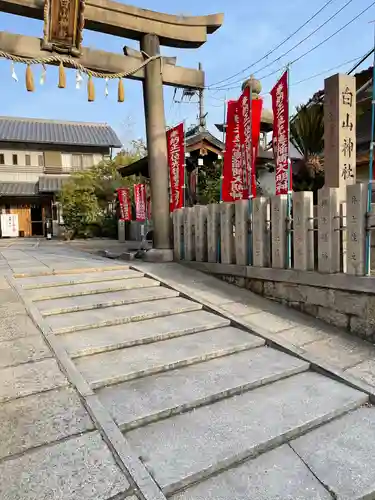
[0,116,122,148]
[38,175,70,193]
[0,181,38,196]
[185,130,224,151]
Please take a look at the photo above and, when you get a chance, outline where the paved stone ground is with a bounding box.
[1,239,375,499]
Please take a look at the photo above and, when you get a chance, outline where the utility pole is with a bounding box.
[198,62,206,130]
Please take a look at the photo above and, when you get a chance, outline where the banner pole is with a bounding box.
[248,81,253,266]
[220,98,227,203]
[286,64,292,269]
[218,98,227,262]
[366,24,375,275]
[183,119,187,208]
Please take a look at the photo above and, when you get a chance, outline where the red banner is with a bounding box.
[117,187,131,221]
[222,100,244,202]
[271,71,290,195]
[238,86,263,199]
[134,184,146,221]
[167,123,185,211]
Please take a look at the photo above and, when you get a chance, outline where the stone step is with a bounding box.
[76,327,264,389]
[16,268,142,290]
[27,277,160,301]
[38,284,168,316]
[171,445,333,500]
[125,372,368,494]
[98,347,309,431]
[47,296,201,334]
[61,310,230,358]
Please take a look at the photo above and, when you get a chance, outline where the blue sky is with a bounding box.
[0,0,374,146]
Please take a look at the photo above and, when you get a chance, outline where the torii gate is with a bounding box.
[0,0,223,261]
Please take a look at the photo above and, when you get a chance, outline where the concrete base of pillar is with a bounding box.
[141,248,174,262]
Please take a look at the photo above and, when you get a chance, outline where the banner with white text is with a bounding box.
[134,183,146,222]
[271,71,290,195]
[238,86,263,199]
[167,122,185,211]
[222,99,244,202]
[117,187,132,221]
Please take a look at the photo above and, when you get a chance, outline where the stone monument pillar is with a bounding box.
[324,73,356,200]
[141,34,173,261]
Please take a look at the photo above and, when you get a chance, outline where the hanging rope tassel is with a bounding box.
[58,61,66,88]
[25,64,34,92]
[87,75,95,102]
[118,78,124,102]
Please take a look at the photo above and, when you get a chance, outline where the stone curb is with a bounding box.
[6,273,168,500]
[182,261,375,295]
[130,265,375,404]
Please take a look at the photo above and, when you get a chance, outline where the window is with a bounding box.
[0,154,4,165]
[12,154,18,165]
[82,154,93,169]
[25,154,31,166]
[38,155,44,167]
[72,154,82,171]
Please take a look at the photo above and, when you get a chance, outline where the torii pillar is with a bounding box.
[141,34,171,261]
[137,12,223,261]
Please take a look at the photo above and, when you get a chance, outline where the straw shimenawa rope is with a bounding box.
[0,50,161,79]
[0,50,161,100]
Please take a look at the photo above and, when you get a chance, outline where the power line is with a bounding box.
[211,0,355,90]
[291,1,375,65]
[207,0,338,88]
[206,48,372,95]
[209,1,375,92]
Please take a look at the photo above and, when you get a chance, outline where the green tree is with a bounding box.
[290,102,325,196]
[59,139,148,239]
[196,160,222,204]
[59,173,101,239]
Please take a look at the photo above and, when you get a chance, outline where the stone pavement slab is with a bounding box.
[0,358,69,403]
[302,333,375,370]
[0,335,51,368]
[0,300,29,318]
[0,313,41,342]
[272,324,328,346]
[0,387,94,459]
[38,285,172,316]
[0,287,21,304]
[98,347,309,431]
[27,276,159,301]
[61,310,230,358]
[345,359,375,387]
[126,371,367,493]
[291,407,375,499]
[47,296,200,334]
[16,268,139,289]
[241,311,299,333]
[171,445,332,500]
[76,327,264,389]
[0,431,130,500]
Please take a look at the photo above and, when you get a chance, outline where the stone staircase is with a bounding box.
[14,264,375,499]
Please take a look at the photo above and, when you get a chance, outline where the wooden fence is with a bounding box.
[172,183,375,276]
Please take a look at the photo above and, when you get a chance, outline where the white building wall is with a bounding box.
[0,148,105,183]
[0,150,44,169]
